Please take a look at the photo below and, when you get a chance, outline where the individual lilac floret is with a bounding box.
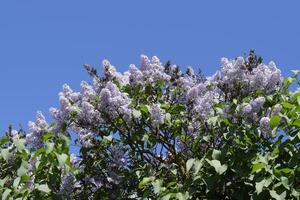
[260,117,271,137]
[26,111,49,149]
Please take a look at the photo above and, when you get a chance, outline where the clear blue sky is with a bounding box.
[1,1,300,135]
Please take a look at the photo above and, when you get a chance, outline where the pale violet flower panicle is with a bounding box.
[26,111,49,149]
[177,76,196,91]
[206,71,221,85]
[187,86,199,102]
[140,54,151,72]
[80,101,100,123]
[259,117,271,136]
[243,104,253,114]
[140,55,171,83]
[186,66,195,78]
[129,64,143,85]
[193,92,214,120]
[250,97,265,112]
[220,56,246,85]
[99,82,131,120]
[99,88,111,108]
[250,61,281,92]
[150,104,166,128]
[102,59,129,84]
[59,95,72,113]
[80,81,96,100]
[71,126,95,148]
[103,59,117,80]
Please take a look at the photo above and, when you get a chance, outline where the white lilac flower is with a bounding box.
[150,104,165,128]
[259,117,271,136]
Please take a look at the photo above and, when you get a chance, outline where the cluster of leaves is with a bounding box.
[0,129,72,199]
[0,52,300,199]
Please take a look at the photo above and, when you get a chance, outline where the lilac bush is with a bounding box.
[0,50,299,199]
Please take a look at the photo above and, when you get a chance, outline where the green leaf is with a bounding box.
[138,177,154,189]
[186,159,195,173]
[13,138,26,151]
[57,153,68,167]
[0,137,10,146]
[46,142,55,154]
[103,135,113,141]
[1,149,11,161]
[206,159,227,175]
[255,179,265,194]
[152,179,165,194]
[176,192,189,200]
[42,132,54,141]
[212,149,221,160]
[162,193,174,200]
[291,70,299,76]
[17,165,27,177]
[281,177,289,189]
[2,188,12,200]
[283,77,294,87]
[165,113,171,123]
[270,190,286,200]
[194,159,203,175]
[282,102,293,109]
[0,177,9,187]
[139,105,149,114]
[292,119,300,127]
[297,96,300,106]
[37,184,51,194]
[252,162,265,173]
[270,116,281,129]
[13,177,21,188]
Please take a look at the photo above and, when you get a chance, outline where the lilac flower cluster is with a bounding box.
[220,57,281,93]
[26,111,49,149]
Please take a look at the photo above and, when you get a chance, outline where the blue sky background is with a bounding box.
[1,1,300,136]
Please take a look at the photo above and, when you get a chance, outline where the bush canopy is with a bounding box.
[1,51,300,199]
